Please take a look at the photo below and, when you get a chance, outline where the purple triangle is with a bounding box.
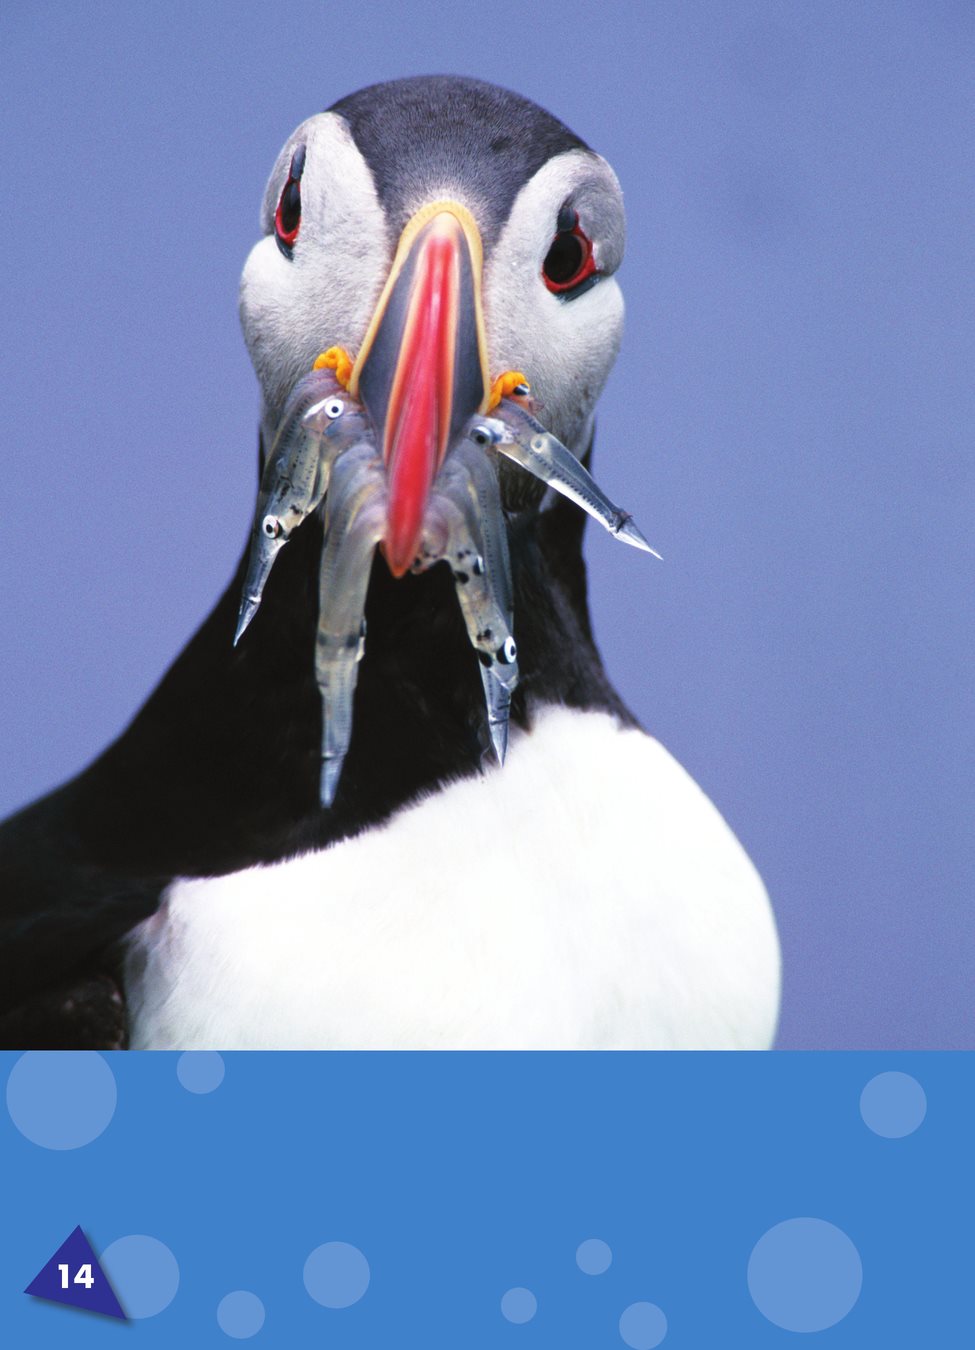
[25,1225,127,1320]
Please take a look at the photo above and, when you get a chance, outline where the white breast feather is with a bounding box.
[124,707,780,1049]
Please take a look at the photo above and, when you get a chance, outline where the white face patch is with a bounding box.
[238,112,390,443]
[483,150,626,453]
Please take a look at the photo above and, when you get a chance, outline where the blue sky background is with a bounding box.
[1,1,971,1048]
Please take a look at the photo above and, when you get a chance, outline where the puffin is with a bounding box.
[0,76,780,1050]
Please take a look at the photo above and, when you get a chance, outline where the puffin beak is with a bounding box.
[349,201,491,577]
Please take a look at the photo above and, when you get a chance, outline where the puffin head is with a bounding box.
[235,77,644,805]
[239,76,625,492]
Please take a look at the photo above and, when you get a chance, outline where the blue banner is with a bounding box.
[1,1053,969,1345]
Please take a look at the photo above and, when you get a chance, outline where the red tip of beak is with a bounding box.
[380,220,459,577]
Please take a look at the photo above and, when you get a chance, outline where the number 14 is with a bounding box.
[58,1263,95,1290]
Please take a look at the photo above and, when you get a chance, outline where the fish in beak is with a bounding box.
[234,201,658,807]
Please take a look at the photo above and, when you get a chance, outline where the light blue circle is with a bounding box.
[177,1052,226,1094]
[217,1290,265,1338]
[100,1235,179,1319]
[576,1237,613,1275]
[748,1218,862,1332]
[860,1071,926,1138]
[501,1287,537,1324]
[303,1242,370,1308]
[6,1052,117,1149]
[619,1301,667,1348]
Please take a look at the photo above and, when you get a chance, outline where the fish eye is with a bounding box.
[274,144,306,257]
[499,636,518,664]
[542,207,598,297]
[324,398,344,419]
[262,514,281,539]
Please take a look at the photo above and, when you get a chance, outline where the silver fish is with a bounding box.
[469,400,661,557]
[314,442,387,806]
[235,368,373,645]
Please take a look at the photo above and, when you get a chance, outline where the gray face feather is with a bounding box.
[239,77,626,454]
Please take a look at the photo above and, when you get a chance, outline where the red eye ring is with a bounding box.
[542,212,598,294]
[274,144,305,255]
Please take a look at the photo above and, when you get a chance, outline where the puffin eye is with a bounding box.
[542,209,598,297]
[274,143,306,257]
